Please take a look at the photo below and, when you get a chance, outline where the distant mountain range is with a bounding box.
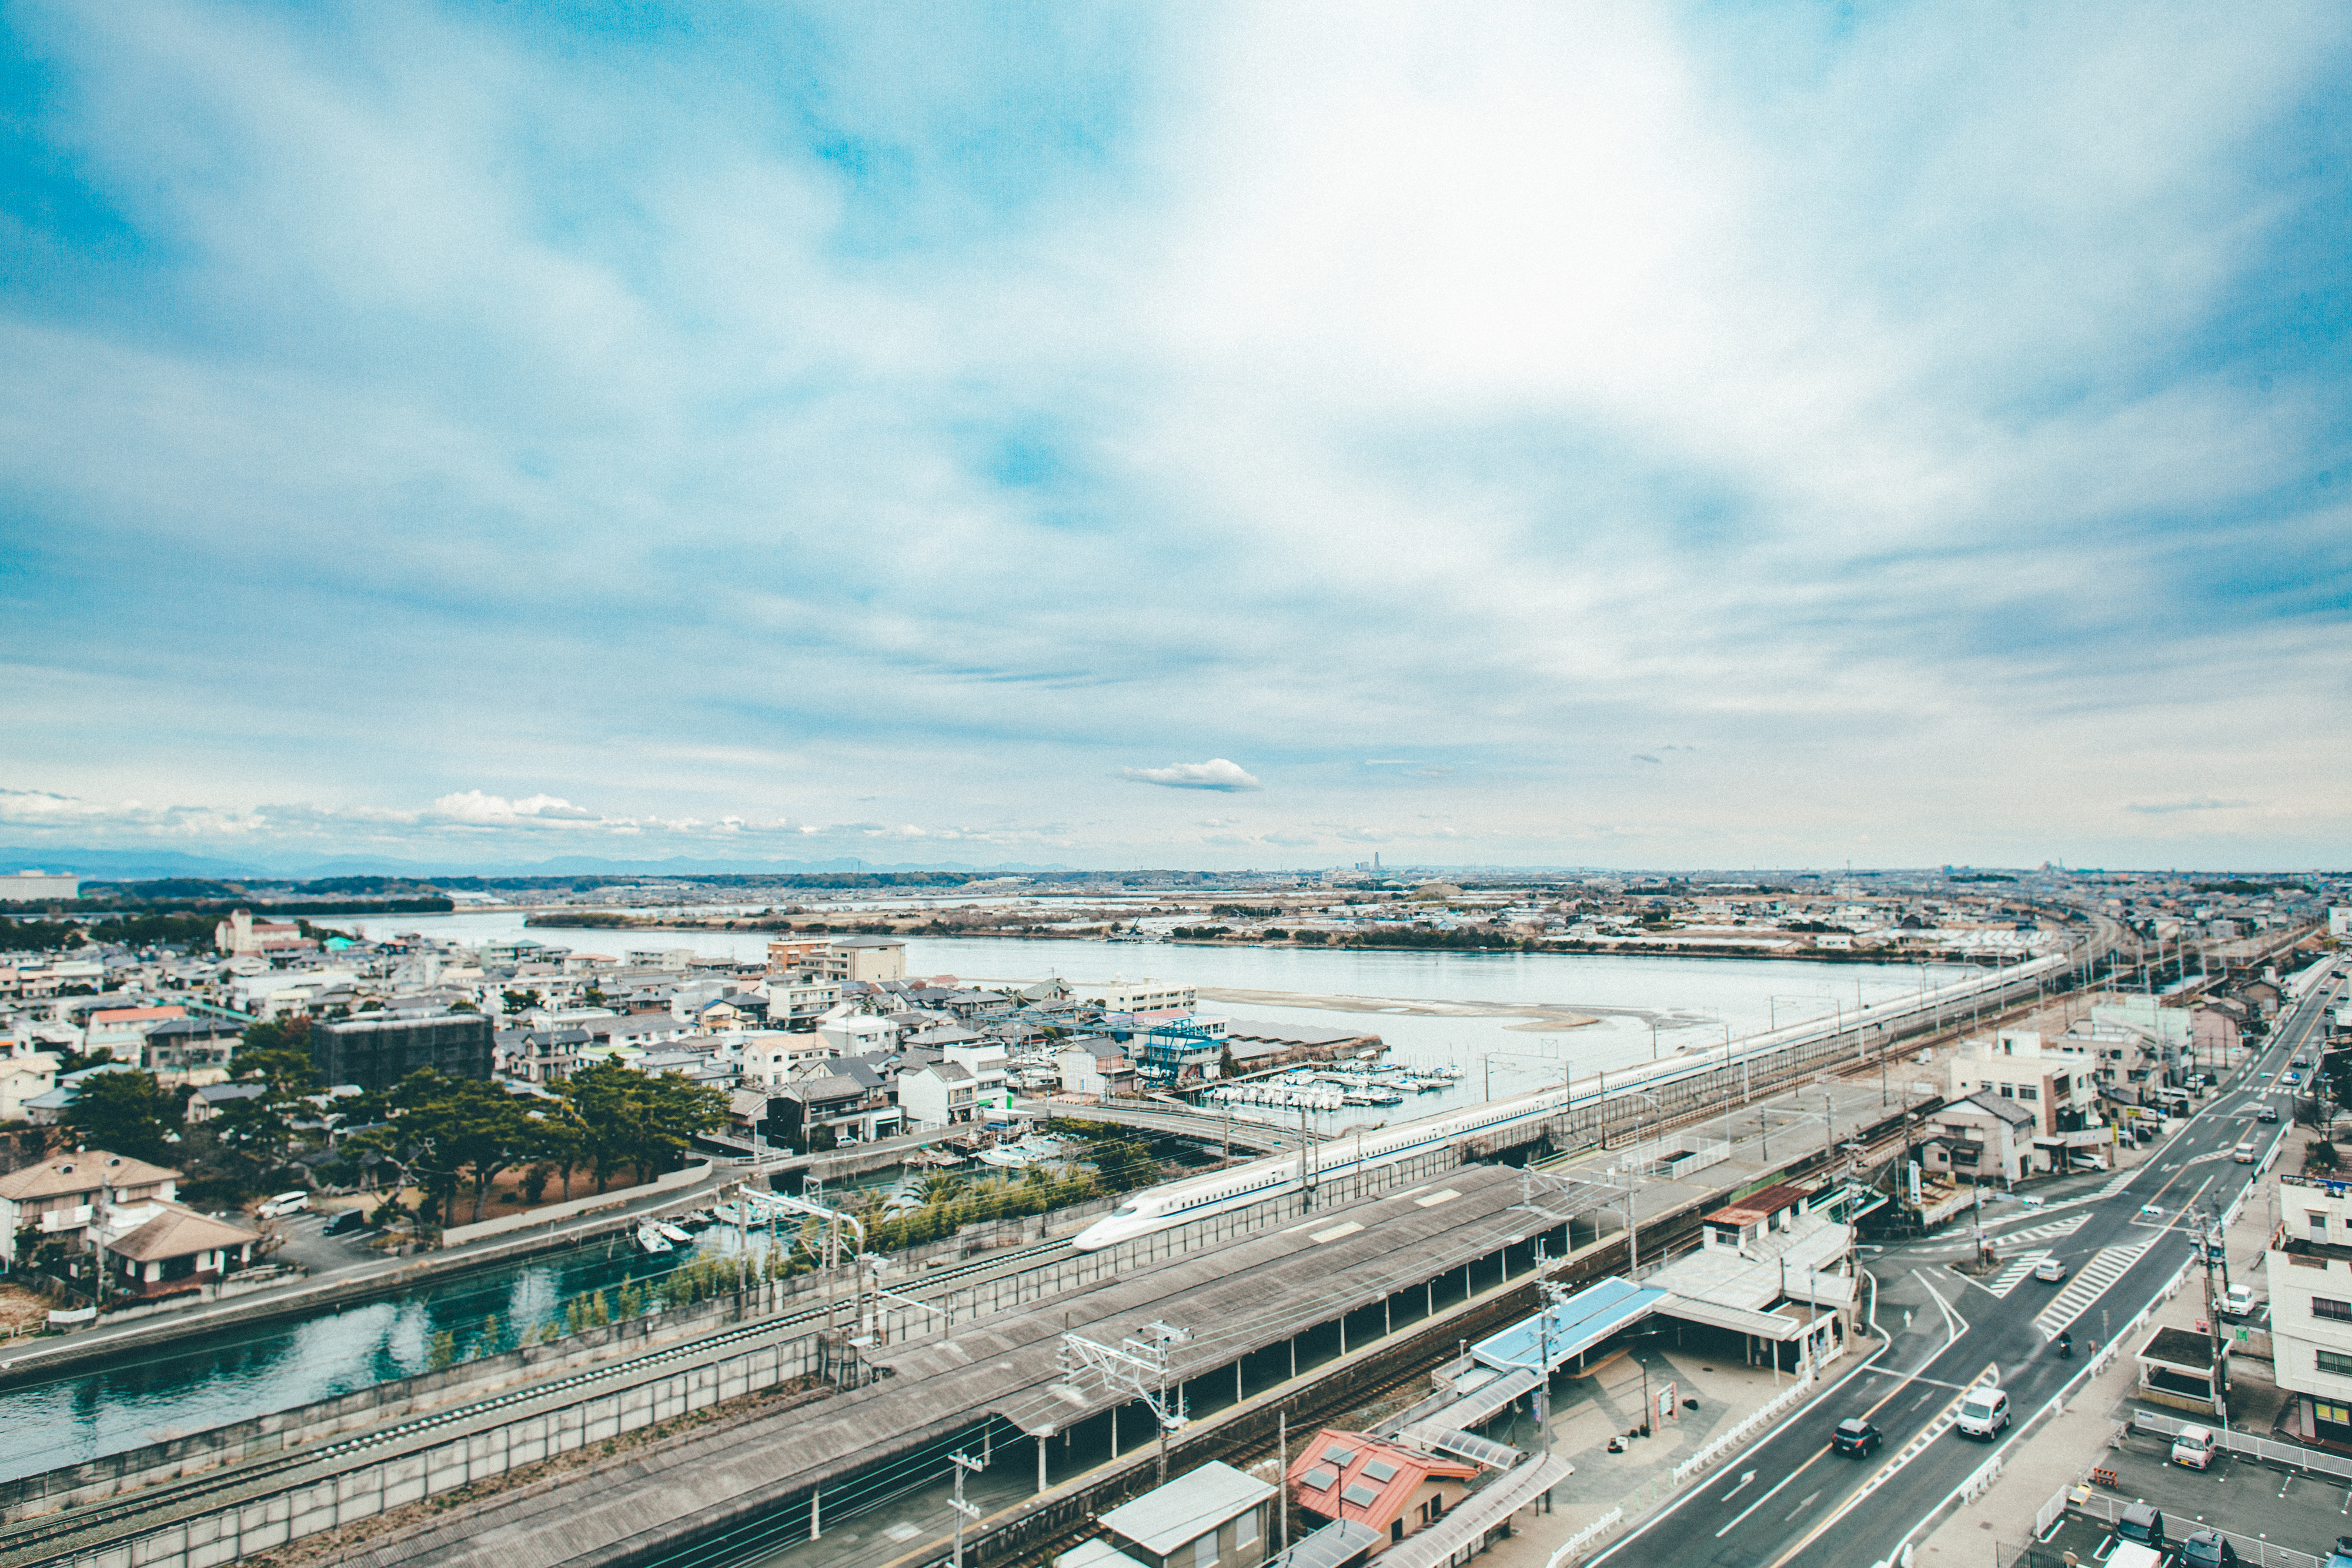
[0,846,1083,880]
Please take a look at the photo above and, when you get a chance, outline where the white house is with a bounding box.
[817,1013,898,1054]
[898,1061,977,1129]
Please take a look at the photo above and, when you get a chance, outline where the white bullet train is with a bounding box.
[1069,951,2073,1253]
[1070,1080,1580,1252]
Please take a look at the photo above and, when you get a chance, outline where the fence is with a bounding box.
[1545,1506,1625,1568]
[1671,1367,1817,1485]
[2129,1411,2352,1480]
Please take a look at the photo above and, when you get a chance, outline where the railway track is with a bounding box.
[0,1239,1074,1565]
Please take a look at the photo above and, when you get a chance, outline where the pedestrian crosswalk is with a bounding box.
[2091,1171,2137,1199]
[1984,1251,2052,1297]
[2032,1241,2153,1339]
[1994,1213,2089,1246]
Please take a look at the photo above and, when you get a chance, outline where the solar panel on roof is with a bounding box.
[1322,1445,1357,1466]
[1360,1460,1397,1483]
[1341,1484,1379,1507]
[1302,1466,1338,1490]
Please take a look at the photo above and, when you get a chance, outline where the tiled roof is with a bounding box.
[0,1150,181,1202]
[106,1202,259,1263]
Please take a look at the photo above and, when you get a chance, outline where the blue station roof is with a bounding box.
[1470,1277,1667,1374]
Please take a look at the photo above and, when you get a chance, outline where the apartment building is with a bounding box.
[2267,1174,2352,1445]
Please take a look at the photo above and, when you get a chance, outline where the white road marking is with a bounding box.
[2033,1241,2154,1339]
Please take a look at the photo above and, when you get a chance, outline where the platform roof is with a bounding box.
[1468,1278,1667,1374]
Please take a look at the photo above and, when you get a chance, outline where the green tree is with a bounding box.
[62,1070,179,1165]
[559,1061,730,1192]
[392,1071,541,1224]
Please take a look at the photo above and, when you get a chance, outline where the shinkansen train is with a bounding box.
[1068,950,2072,1252]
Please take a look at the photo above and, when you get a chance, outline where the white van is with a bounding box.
[2224,1283,2257,1317]
[1955,1387,2010,1439]
[258,1191,310,1218]
[2234,1142,2258,1164]
[2109,1544,2164,1568]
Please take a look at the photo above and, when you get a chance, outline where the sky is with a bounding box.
[2,1,2348,874]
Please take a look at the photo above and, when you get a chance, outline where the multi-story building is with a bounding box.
[311,1011,493,1093]
[1944,1030,2112,1173]
[822,938,907,985]
[2267,1174,2352,1444]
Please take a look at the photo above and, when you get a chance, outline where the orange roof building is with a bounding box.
[1287,1431,1478,1554]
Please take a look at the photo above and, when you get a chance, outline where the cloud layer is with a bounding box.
[1,1,2347,869]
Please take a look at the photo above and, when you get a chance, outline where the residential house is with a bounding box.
[0,1149,181,1266]
[816,1013,898,1054]
[1060,1038,1138,1101]
[1919,1091,2039,1185]
[0,1052,59,1122]
[141,1016,242,1078]
[83,1005,188,1064]
[1287,1432,1478,1553]
[98,1201,259,1297]
[183,1081,265,1124]
[898,1061,977,1129]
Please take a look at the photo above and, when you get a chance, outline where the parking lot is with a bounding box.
[2035,1428,2352,1565]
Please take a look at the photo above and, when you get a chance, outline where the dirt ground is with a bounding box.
[0,1282,53,1336]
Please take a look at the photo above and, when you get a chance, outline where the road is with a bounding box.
[1595,958,2343,1568]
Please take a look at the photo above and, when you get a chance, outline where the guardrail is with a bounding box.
[2129,1411,2352,1479]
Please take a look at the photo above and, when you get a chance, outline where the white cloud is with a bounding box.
[1121,759,1264,793]
[429,790,596,823]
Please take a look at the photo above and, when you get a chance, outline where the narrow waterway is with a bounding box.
[0,941,1977,1482]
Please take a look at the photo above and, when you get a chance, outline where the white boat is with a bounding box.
[633,1222,674,1255]
[654,1220,693,1244]
[710,1201,750,1225]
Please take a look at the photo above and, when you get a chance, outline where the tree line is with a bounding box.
[58,1017,730,1228]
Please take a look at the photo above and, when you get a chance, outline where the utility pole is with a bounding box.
[949,1450,985,1568]
[1278,1410,1289,1551]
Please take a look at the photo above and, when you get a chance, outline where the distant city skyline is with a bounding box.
[3,4,2347,871]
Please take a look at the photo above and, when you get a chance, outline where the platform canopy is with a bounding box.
[1469,1277,1668,1375]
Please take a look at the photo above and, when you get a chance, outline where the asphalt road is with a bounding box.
[1595,961,2344,1568]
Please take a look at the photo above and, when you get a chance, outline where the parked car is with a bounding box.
[2323,1535,2352,1568]
[258,1190,310,1218]
[323,1208,370,1237]
[2171,1425,2219,1469]
[1833,1417,1884,1457]
[2181,1529,2239,1568]
[2260,1107,2281,1123]
[2117,1503,2166,1550]
[1955,1388,2010,1439]
[2033,1257,2069,1282]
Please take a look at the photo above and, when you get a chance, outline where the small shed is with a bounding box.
[2137,1325,2225,1415]
[1100,1460,1277,1568]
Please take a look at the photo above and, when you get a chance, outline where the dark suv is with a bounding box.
[1832,1417,1883,1457]
[2181,1530,2239,1568]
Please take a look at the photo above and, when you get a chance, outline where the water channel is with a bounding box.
[0,935,1973,1482]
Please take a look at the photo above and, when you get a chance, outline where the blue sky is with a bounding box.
[2,1,2348,872]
